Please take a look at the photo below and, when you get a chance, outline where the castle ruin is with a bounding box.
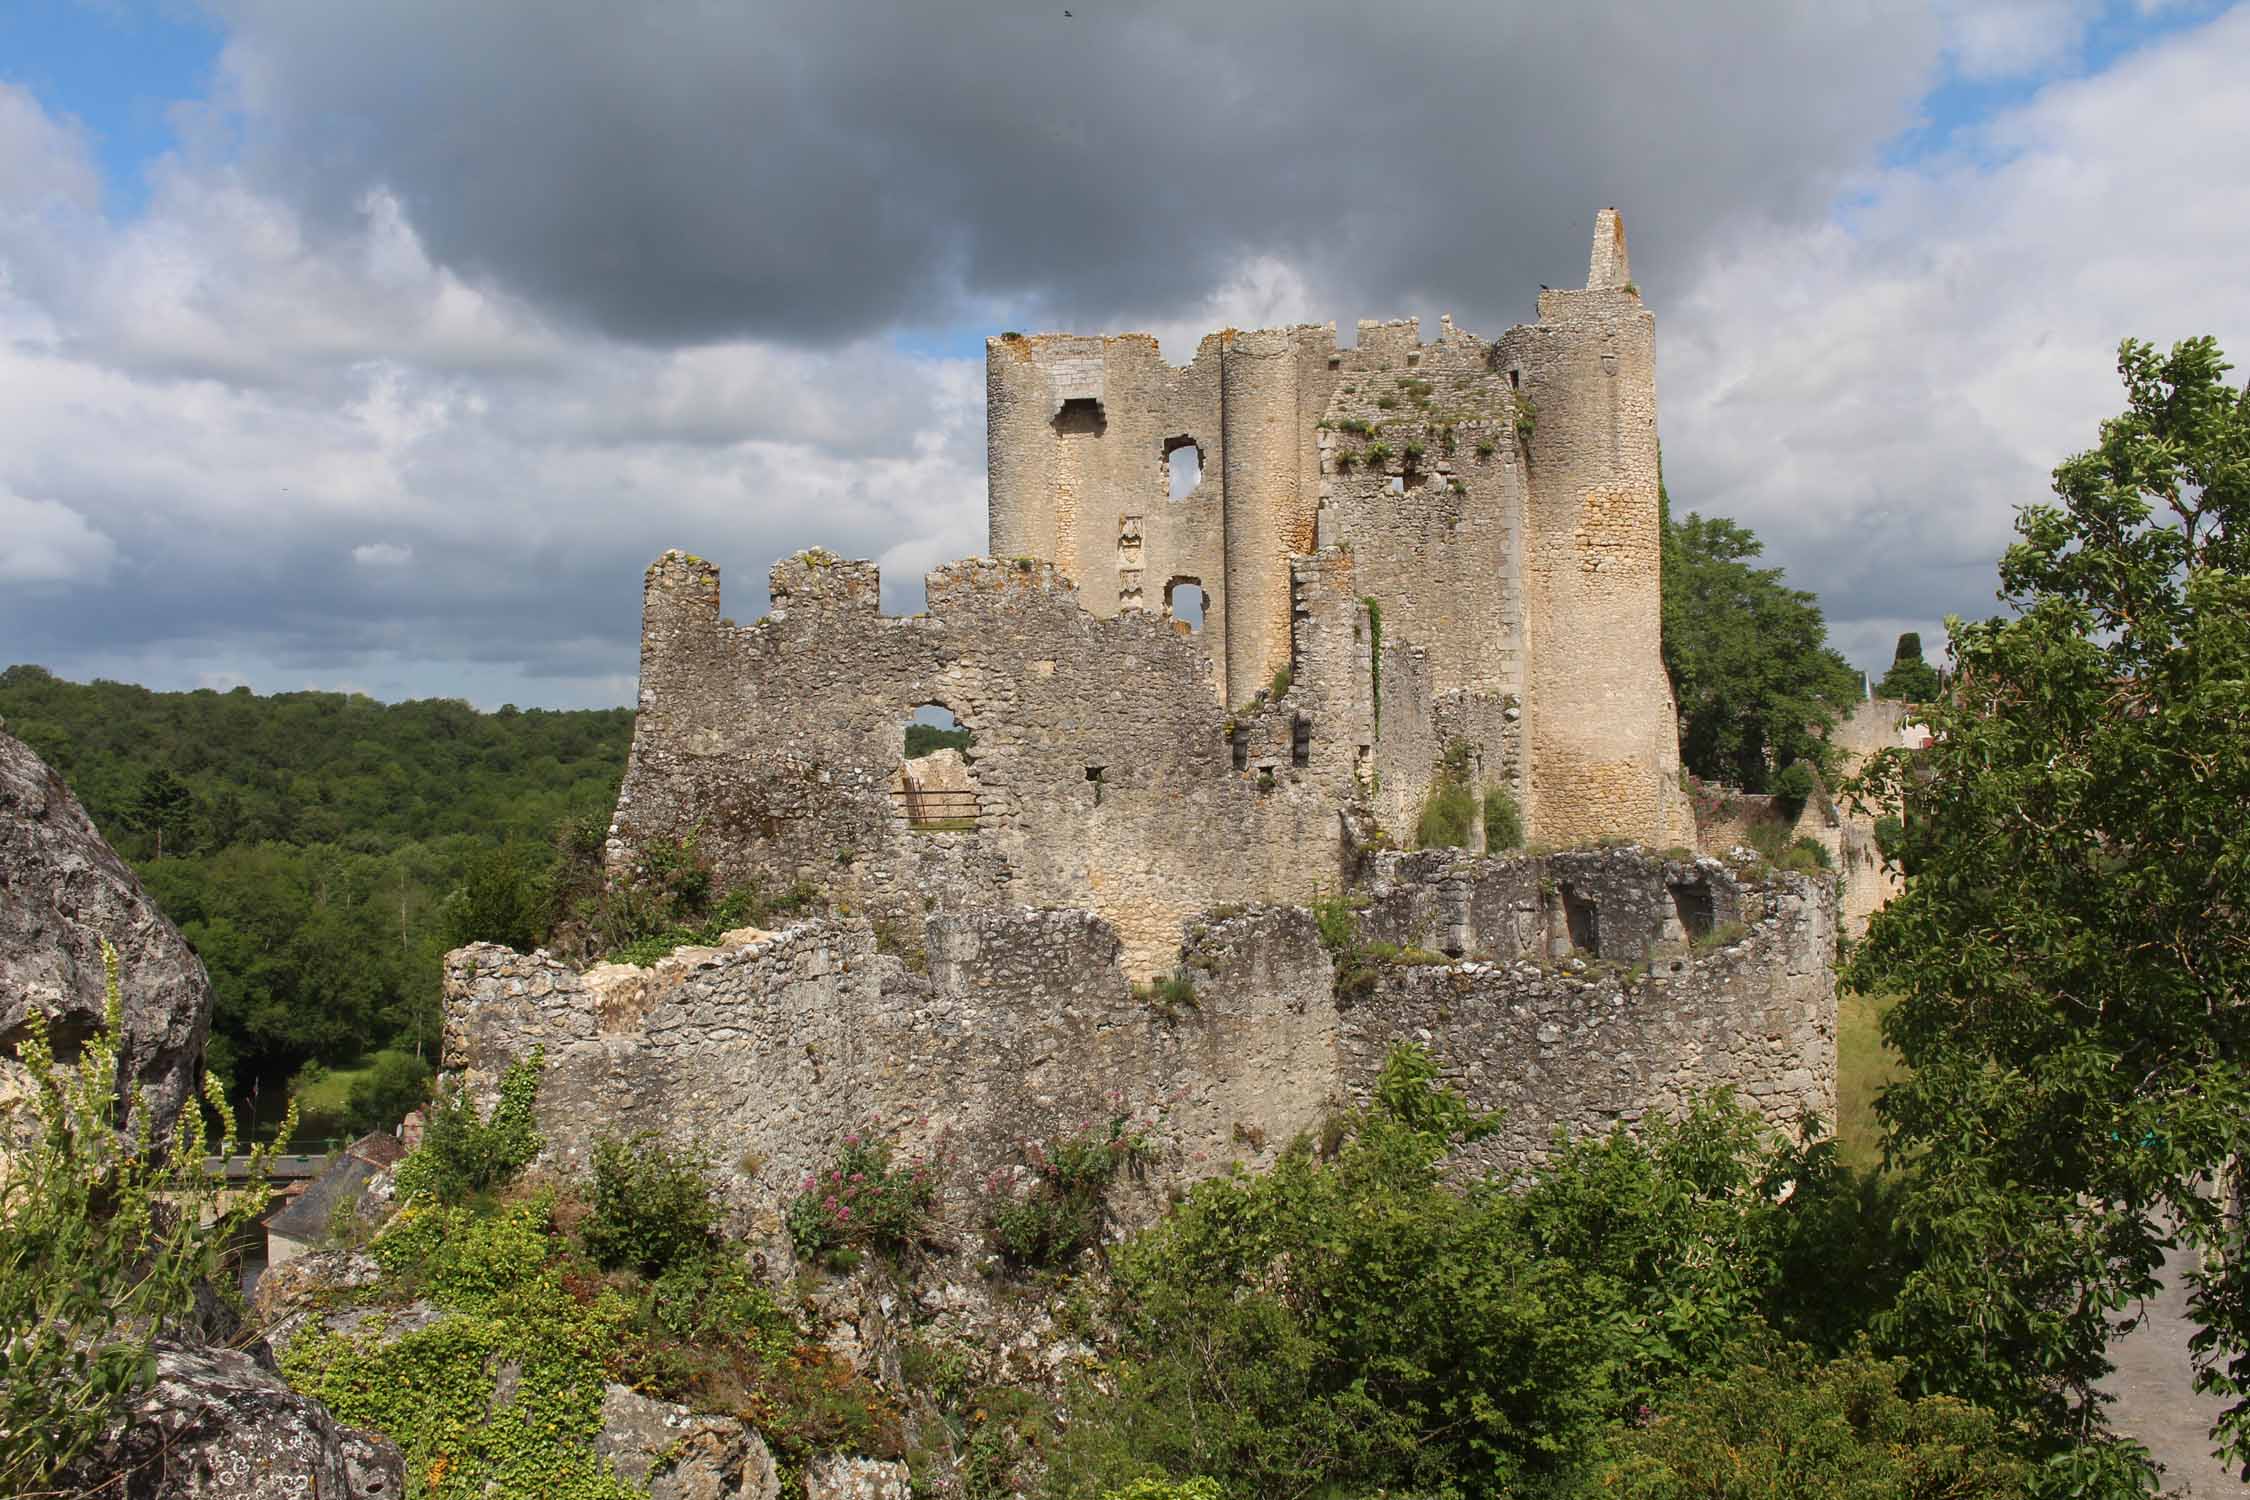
[609,212,1699,974]
[456,209,1839,1240]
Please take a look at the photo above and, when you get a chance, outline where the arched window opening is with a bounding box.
[1163,435,1202,502]
[1165,577,1206,634]
[895,704,977,831]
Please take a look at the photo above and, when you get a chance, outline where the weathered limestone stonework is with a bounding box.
[444,850,1834,1240]
[612,213,1711,975]
[982,208,1690,849]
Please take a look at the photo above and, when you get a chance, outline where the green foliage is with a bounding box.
[1362,440,1395,465]
[0,667,634,1108]
[981,1114,1156,1269]
[1659,501,1860,792]
[905,722,974,759]
[1516,396,1537,442]
[292,1170,901,1498]
[1134,972,1198,1014]
[582,1133,720,1277]
[1483,782,1524,850]
[1875,631,1943,702]
[393,1049,545,1205]
[0,944,290,1494]
[1592,1341,2032,1499]
[344,1048,433,1135]
[1267,664,1292,699]
[1846,337,2250,1478]
[785,1135,939,1267]
[442,840,549,951]
[1048,1067,1941,1500]
[592,828,822,965]
[1476,438,1498,458]
[1413,740,1477,849]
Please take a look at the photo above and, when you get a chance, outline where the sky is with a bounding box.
[1,0,2245,709]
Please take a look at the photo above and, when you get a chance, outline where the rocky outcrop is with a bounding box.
[1,727,212,1139]
[596,1383,783,1500]
[804,1454,912,1500]
[64,1340,405,1498]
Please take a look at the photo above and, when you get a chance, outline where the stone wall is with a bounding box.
[444,851,1834,1242]
[1827,696,1926,937]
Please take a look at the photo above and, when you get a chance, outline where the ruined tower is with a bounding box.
[982,209,1692,850]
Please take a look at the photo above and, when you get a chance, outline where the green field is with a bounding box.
[1836,989,1902,1170]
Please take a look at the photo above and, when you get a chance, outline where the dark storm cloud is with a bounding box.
[213,0,1945,343]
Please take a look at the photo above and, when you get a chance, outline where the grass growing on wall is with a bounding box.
[1413,742,1477,849]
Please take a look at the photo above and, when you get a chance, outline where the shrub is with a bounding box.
[582,1133,720,1277]
[345,1048,433,1135]
[1363,440,1395,465]
[1268,664,1293,699]
[982,1114,1156,1269]
[1482,783,1523,850]
[393,1049,544,1204]
[1134,972,1199,1014]
[1414,741,1477,849]
[1594,1341,2031,1499]
[785,1136,938,1266]
[1476,439,1497,458]
[0,945,289,1494]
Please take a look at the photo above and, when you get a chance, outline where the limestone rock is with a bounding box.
[64,1339,405,1498]
[0,727,212,1139]
[596,1383,781,1500]
[804,1454,911,1500]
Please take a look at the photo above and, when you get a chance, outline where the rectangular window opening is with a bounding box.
[1291,715,1312,769]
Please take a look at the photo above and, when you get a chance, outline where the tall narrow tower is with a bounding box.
[1501,209,1692,848]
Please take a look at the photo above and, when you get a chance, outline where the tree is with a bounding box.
[130,767,196,859]
[1661,501,1861,791]
[1848,337,2250,1481]
[1874,632,1942,702]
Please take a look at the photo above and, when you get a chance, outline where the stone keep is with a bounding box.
[610,211,1698,976]
[987,209,1693,850]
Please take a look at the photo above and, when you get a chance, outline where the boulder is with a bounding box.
[596,1383,782,1500]
[804,1454,912,1500]
[0,727,212,1140]
[63,1339,405,1498]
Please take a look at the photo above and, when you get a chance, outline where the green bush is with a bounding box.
[344,1048,433,1135]
[1046,1066,1929,1500]
[0,945,290,1494]
[582,1133,720,1277]
[1414,741,1477,849]
[785,1136,939,1266]
[1483,783,1524,850]
[393,1049,544,1204]
[982,1115,1156,1269]
[1592,1342,2030,1499]
[442,841,548,951]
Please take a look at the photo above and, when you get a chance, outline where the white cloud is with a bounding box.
[0,492,117,584]
[1662,3,2250,673]
[351,542,413,567]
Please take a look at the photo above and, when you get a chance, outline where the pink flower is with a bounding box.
[850,1172,865,1183]
[837,1205,852,1222]
[844,1133,861,1147]
[801,1174,816,1190]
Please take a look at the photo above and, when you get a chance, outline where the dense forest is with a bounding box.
[0,665,634,1136]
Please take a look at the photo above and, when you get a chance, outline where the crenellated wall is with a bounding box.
[609,547,1374,978]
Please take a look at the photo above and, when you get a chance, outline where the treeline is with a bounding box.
[0,665,634,1128]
